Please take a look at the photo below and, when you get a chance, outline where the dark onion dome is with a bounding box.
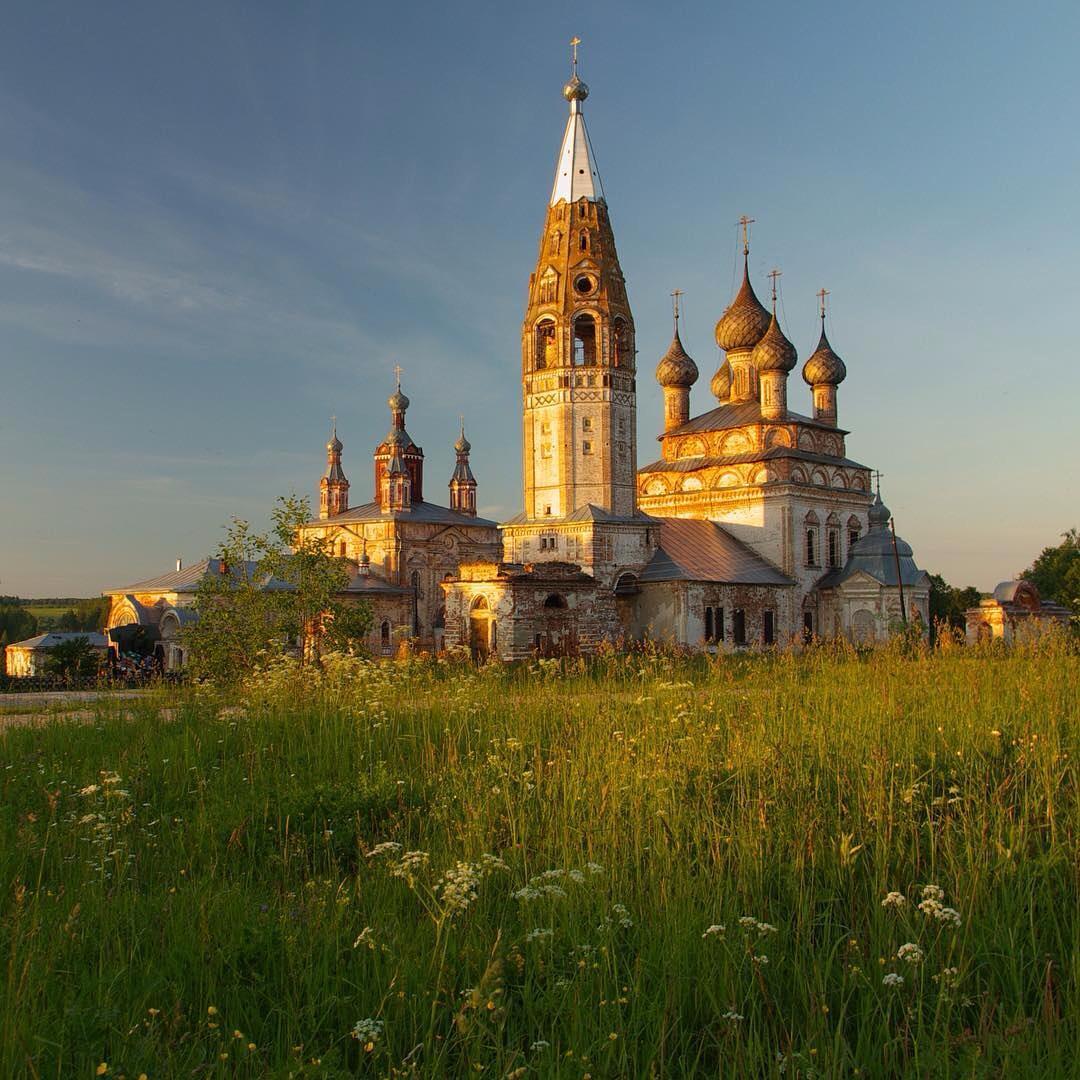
[868,490,891,528]
[563,74,589,102]
[750,311,798,373]
[655,328,699,388]
[714,260,772,351]
[710,358,732,401]
[802,326,847,386]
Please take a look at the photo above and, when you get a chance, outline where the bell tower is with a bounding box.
[520,45,637,521]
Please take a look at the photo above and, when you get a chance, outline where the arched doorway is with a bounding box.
[469,596,495,660]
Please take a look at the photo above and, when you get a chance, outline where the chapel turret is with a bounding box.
[319,421,350,519]
[520,44,638,520]
[802,290,848,426]
[372,371,424,506]
[448,421,478,516]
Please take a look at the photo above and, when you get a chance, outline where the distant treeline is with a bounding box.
[0,596,110,644]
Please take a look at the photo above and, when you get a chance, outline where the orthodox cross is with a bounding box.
[460,414,466,440]
[570,36,581,75]
[330,414,337,439]
[393,364,403,390]
[817,287,830,320]
[738,214,755,254]
[768,268,782,307]
[872,469,883,495]
[671,288,684,330]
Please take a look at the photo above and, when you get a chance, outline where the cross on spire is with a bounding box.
[768,268,782,308]
[570,36,581,76]
[817,287,830,322]
[330,414,336,437]
[872,469,883,496]
[393,364,403,390]
[738,215,755,255]
[671,288,684,331]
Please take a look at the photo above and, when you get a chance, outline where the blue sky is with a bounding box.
[1,0,1077,596]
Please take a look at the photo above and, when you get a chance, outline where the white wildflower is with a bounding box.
[935,905,962,927]
[897,943,924,965]
[568,869,585,884]
[738,916,758,930]
[881,891,907,910]
[722,1009,744,1022]
[586,862,604,874]
[920,884,945,903]
[79,784,100,796]
[351,1017,383,1046]
[525,928,553,942]
[391,850,430,879]
[882,973,904,987]
[751,954,769,966]
[437,862,482,913]
[367,841,402,858]
[702,924,726,938]
[530,1040,550,1052]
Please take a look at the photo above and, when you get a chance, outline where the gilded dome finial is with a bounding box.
[656,288,699,389]
[802,289,847,387]
[715,217,771,352]
[563,36,589,104]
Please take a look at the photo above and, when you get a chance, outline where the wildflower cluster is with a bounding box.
[351,1017,383,1052]
[917,884,962,927]
[513,864,599,902]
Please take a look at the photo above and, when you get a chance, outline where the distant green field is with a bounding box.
[23,605,72,620]
[1,640,1077,1077]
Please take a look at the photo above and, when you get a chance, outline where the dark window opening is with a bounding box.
[544,593,568,610]
[805,529,817,566]
[763,610,775,645]
[380,621,390,648]
[535,320,556,369]
[733,609,746,646]
[704,607,714,642]
[579,231,588,251]
[573,315,597,366]
[827,529,840,568]
[574,275,593,295]
[803,611,814,643]
[716,607,725,641]
[849,527,861,549]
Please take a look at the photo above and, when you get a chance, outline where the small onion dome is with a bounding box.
[655,329,699,388]
[563,74,589,102]
[868,491,891,528]
[715,263,772,351]
[388,386,410,413]
[750,311,797,373]
[711,358,732,401]
[802,327,847,386]
[454,429,472,454]
[327,432,343,453]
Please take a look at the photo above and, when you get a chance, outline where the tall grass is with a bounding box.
[1,639,1077,1078]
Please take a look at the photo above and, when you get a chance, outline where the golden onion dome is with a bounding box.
[326,432,343,453]
[714,259,772,352]
[454,426,471,454]
[802,326,847,386]
[750,311,798,373]
[563,74,589,102]
[655,328,699,389]
[388,387,410,413]
[710,358,732,402]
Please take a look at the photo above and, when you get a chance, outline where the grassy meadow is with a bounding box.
[1,639,1078,1078]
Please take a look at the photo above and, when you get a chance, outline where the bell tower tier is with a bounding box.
[520,68,637,522]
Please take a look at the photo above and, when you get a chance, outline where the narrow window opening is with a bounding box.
[763,610,775,645]
[733,609,746,646]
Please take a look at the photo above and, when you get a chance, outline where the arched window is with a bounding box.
[380,621,390,649]
[612,317,632,369]
[543,593,568,609]
[471,595,488,611]
[827,529,840,568]
[535,319,556,369]
[805,528,818,566]
[579,230,589,252]
[847,516,862,550]
[411,570,422,636]
[573,314,597,366]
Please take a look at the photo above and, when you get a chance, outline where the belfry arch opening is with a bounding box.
[612,317,632,369]
[573,314,597,366]
[535,319,556,370]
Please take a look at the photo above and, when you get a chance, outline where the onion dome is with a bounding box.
[750,311,798,373]
[711,358,732,401]
[655,328,699,388]
[802,326,847,386]
[563,74,589,102]
[327,432,343,453]
[454,430,471,454]
[715,258,772,352]
[388,386,410,413]
[868,491,891,528]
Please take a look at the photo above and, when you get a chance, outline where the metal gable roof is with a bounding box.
[639,519,792,586]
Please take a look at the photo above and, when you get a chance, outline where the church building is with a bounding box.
[105,48,929,662]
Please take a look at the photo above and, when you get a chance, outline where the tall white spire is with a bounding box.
[550,39,603,205]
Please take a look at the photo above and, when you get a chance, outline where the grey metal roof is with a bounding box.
[639,447,871,475]
[501,504,654,527]
[815,521,928,590]
[106,559,295,596]
[319,500,497,528]
[661,401,848,438]
[6,632,108,650]
[638,519,792,586]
